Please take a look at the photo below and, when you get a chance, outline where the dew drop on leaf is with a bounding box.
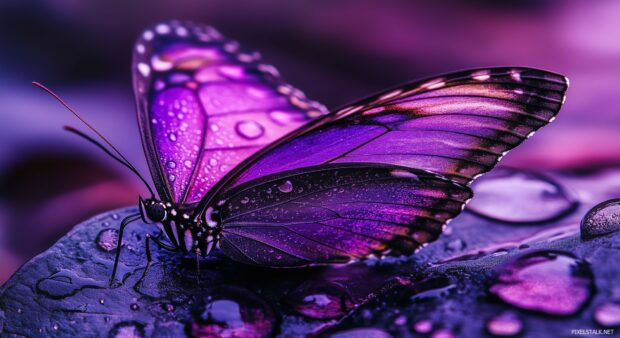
[581,198,620,239]
[489,250,593,316]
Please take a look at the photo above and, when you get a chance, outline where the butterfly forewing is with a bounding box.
[217,67,568,189]
[132,21,327,204]
[217,164,472,266]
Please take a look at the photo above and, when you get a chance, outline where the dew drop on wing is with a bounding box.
[235,120,265,139]
[467,168,577,224]
[166,161,176,169]
[485,311,523,336]
[489,250,593,316]
[580,198,620,239]
[278,180,293,193]
[190,287,275,338]
[283,281,354,319]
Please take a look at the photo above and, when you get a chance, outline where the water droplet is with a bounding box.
[594,302,620,327]
[413,320,433,333]
[431,329,455,338]
[219,164,230,172]
[278,180,293,193]
[52,323,59,331]
[284,281,354,319]
[169,133,177,142]
[240,197,250,204]
[209,158,217,166]
[109,321,145,338]
[581,198,620,239]
[164,303,176,312]
[184,160,193,168]
[330,328,392,338]
[235,120,265,139]
[169,174,176,182]
[444,239,466,253]
[96,229,118,252]
[130,303,140,311]
[393,315,407,326]
[190,287,275,338]
[166,161,176,169]
[36,269,105,299]
[467,168,577,223]
[99,298,105,305]
[489,250,593,315]
[486,312,522,336]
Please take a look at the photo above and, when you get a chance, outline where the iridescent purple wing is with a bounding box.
[217,164,472,266]
[132,21,327,204]
[216,67,568,190]
[200,67,567,266]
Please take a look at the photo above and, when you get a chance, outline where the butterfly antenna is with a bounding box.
[33,81,156,197]
[64,126,155,197]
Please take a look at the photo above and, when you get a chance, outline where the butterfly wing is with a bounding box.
[132,21,327,204]
[216,67,568,190]
[217,164,472,266]
[201,67,568,266]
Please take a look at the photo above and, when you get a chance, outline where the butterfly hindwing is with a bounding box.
[217,164,472,266]
[132,21,327,204]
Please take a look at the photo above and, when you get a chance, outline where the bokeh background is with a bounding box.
[0,0,618,284]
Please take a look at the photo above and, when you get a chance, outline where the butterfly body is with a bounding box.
[41,20,567,283]
[138,197,221,255]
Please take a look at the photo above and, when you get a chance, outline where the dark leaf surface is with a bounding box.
[1,168,620,337]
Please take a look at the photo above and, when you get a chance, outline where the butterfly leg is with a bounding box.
[109,213,141,287]
[195,248,201,285]
[135,233,177,289]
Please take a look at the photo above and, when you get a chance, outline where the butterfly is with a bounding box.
[35,20,568,285]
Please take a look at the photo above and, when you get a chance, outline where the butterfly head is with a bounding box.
[138,196,168,224]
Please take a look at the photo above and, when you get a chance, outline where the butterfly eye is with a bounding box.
[139,197,166,223]
[145,203,167,223]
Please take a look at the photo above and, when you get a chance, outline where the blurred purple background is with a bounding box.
[1,0,618,284]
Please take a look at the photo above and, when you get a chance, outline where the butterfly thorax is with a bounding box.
[138,197,221,256]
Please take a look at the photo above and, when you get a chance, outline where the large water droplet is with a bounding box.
[109,321,145,338]
[235,120,265,140]
[467,168,577,223]
[581,198,620,239]
[486,312,522,336]
[96,229,118,252]
[284,281,354,319]
[166,161,176,169]
[184,160,193,168]
[169,133,177,142]
[489,250,593,315]
[278,180,293,193]
[36,270,105,299]
[594,302,620,327]
[190,287,275,338]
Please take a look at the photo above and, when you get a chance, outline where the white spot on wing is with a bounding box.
[137,63,151,77]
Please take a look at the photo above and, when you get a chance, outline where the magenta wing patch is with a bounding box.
[132,21,327,204]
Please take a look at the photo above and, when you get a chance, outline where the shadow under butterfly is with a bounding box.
[34,20,568,287]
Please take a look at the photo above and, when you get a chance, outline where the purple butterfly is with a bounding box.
[36,21,568,285]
